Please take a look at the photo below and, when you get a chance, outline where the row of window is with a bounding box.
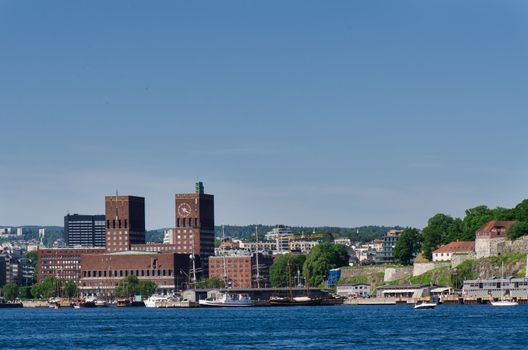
[176,218,198,227]
[83,269,173,278]
[107,219,128,229]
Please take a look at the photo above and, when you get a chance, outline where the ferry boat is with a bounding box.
[198,292,253,307]
[145,294,171,308]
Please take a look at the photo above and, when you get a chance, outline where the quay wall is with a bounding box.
[340,266,386,279]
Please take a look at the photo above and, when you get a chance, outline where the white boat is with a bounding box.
[94,300,108,307]
[144,294,170,308]
[414,301,437,309]
[491,262,518,307]
[198,292,253,307]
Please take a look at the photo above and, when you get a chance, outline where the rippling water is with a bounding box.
[1,305,526,349]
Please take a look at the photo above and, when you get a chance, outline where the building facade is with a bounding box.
[336,284,371,297]
[65,214,106,247]
[38,247,106,283]
[208,254,272,289]
[463,277,528,299]
[79,251,191,296]
[378,229,403,262]
[173,182,215,271]
[475,220,515,258]
[105,195,146,252]
[432,241,475,262]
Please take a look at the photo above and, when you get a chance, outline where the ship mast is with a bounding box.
[255,225,260,289]
[221,225,228,289]
[288,255,293,302]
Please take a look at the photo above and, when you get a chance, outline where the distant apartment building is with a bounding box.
[64,214,106,247]
[16,228,23,237]
[432,241,475,262]
[289,239,319,253]
[378,229,404,262]
[265,225,293,241]
[334,238,352,247]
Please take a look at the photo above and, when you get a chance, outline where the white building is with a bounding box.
[432,241,475,262]
[336,284,371,297]
[265,225,293,241]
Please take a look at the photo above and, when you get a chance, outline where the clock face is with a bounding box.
[177,203,192,217]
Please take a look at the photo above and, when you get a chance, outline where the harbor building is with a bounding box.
[432,241,475,262]
[79,251,191,296]
[64,214,106,247]
[105,195,146,252]
[173,182,215,273]
[463,277,528,299]
[336,284,371,297]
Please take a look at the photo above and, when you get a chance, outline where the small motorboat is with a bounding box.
[414,300,437,309]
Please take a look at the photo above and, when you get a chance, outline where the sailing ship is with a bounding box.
[198,226,253,307]
[491,262,518,307]
[268,255,321,306]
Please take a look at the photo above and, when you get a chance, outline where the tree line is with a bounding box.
[393,199,528,264]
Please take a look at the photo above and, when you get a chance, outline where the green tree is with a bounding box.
[115,276,140,298]
[512,199,528,222]
[507,221,528,240]
[19,286,33,299]
[269,254,306,288]
[31,283,42,299]
[421,214,465,260]
[63,281,77,299]
[393,228,422,265]
[138,280,157,298]
[2,282,19,301]
[40,276,60,298]
[305,243,349,287]
[462,205,494,241]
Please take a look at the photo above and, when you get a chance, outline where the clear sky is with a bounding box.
[1,1,528,229]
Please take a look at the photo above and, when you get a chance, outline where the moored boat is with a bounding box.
[198,292,253,307]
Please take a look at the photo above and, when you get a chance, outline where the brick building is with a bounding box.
[208,254,272,289]
[37,247,106,283]
[105,195,145,252]
[79,251,190,296]
[173,182,215,273]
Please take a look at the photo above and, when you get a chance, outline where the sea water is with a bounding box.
[0,305,525,349]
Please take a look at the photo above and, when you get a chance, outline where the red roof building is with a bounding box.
[432,241,475,262]
[476,220,515,239]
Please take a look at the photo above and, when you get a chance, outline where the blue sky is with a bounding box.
[1,1,528,229]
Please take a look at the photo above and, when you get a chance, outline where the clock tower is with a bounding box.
[174,182,215,275]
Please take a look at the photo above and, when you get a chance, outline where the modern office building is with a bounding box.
[64,214,106,247]
[105,195,146,252]
[174,182,215,273]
